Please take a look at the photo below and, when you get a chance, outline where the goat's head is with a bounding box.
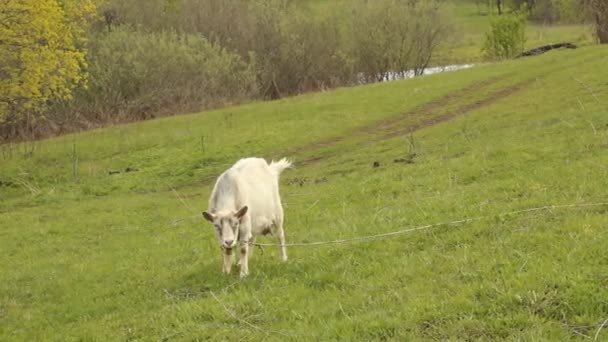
[202,206,248,249]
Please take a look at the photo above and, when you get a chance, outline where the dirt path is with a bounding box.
[286,76,508,159]
[376,78,532,140]
[288,74,531,167]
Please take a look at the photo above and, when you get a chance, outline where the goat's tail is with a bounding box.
[269,158,292,177]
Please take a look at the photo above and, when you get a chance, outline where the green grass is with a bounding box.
[2,46,608,340]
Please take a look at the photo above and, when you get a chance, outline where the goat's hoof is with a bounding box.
[239,271,249,278]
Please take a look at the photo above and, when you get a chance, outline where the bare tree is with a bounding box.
[584,0,608,43]
[351,0,451,83]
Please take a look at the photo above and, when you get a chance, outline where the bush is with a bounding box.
[349,0,451,83]
[253,2,355,97]
[483,12,527,60]
[60,27,257,125]
[100,0,450,95]
[175,0,355,98]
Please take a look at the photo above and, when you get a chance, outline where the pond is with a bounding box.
[359,64,475,83]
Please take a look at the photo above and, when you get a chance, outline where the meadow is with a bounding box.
[1,41,607,340]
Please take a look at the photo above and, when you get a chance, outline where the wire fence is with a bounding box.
[171,202,608,248]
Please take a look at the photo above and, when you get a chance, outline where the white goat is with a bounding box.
[203,157,292,277]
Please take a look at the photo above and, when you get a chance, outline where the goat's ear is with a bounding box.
[202,211,215,223]
[235,206,248,220]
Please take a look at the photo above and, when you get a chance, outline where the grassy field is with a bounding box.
[1,45,608,340]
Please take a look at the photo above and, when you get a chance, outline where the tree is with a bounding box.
[0,0,95,132]
[350,0,451,83]
[583,0,608,43]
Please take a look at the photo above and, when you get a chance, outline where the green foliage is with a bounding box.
[0,0,95,129]
[1,46,607,340]
[483,11,527,60]
[56,27,258,124]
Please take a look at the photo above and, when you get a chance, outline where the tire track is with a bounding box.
[292,75,532,166]
[376,78,533,140]
[284,75,509,159]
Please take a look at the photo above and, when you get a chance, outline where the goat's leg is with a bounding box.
[248,236,256,259]
[239,242,249,278]
[222,248,234,274]
[276,214,287,262]
[236,236,254,266]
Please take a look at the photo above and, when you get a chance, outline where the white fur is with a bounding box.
[204,157,292,277]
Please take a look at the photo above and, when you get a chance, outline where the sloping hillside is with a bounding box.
[1,46,607,340]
